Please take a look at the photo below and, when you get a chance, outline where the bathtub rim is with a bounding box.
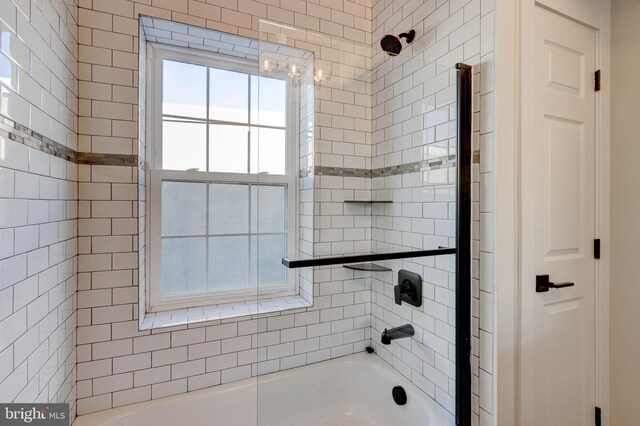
[74,351,455,426]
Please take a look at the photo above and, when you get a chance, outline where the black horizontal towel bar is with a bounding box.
[282,247,456,269]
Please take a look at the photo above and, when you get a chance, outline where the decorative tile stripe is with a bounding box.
[0,114,138,166]
[372,154,457,178]
[76,152,138,167]
[314,165,372,178]
[0,115,77,162]
[299,167,314,178]
[305,154,460,179]
[2,113,475,172]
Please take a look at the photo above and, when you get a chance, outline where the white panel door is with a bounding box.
[520,6,597,426]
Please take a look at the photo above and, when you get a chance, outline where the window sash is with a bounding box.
[146,43,299,313]
[148,43,295,174]
[148,170,297,311]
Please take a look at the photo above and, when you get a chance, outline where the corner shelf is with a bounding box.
[343,263,391,272]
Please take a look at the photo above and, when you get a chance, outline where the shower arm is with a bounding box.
[398,29,416,43]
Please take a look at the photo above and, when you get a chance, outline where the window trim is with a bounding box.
[146,43,299,313]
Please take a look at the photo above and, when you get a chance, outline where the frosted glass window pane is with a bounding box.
[209,183,249,234]
[163,60,206,118]
[249,127,286,174]
[250,75,286,127]
[208,236,249,290]
[209,124,248,173]
[251,234,287,286]
[162,120,206,171]
[162,181,206,236]
[250,185,285,233]
[209,68,248,123]
[161,237,206,295]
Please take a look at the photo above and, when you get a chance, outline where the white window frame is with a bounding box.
[146,43,298,313]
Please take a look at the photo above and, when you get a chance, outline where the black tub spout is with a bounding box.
[381,324,415,345]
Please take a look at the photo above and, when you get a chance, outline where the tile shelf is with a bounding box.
[342,263,391,272]
[343,200,392,203]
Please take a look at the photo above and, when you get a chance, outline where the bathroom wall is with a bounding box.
[369,0,495,422]
[0,0,79,417]
[72,0,495,420]
[610,0,640,424]
[75,0,376,415]
[0,0,497,421]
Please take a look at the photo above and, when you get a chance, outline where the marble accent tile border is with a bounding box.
[299,167,314,178]
[3,114,478,171]
[76,152,138,167]
[303,153,471,178]
[372,154,457,178]
[0,114,138,166]
[302,150,481,178]
[0,115,77,162]
[314,165,372,178]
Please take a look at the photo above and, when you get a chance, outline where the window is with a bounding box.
[147,44,297,312]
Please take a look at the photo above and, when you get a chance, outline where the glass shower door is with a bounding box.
[252,14,473,426]
[254,21,317,426]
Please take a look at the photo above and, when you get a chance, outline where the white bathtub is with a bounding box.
[75,352,455,426]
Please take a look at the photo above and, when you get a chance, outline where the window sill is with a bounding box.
[139,294,312,330]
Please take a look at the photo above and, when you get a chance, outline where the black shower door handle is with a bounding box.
[536,274,575,293]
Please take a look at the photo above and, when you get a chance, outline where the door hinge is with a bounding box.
[595,70,601,91]
[595,406,601,426]
[594,239,601,259]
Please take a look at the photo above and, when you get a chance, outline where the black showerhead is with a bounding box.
[380,29,415,56]
[380,35,402,56]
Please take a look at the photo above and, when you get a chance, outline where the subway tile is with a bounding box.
[0,199,28,228]
[171,328,205,347]
[0,346,13,383]
[188,340,221,360]
[187,371,220,391]
[152,378,187,399]
[0,253,26,289]
[77,394,112,415]
[221,336,251,354]
[0,168,15,198]
[93,372,133,395]
[134,334,171,353]
[113,352,151,374]
[77,324,112,345]
[93,339,133,360]
[0,287,12,322]
[0,137,29,171]
[171,359,205,379]
[77,358,112,381]
[134,365,170,387]
[113,386,151,408]
[0,0,495,416]
[152,347,188,367]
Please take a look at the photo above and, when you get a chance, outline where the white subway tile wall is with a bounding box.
[368,0,494,423]
[0,0,80,419]
[0,0,495,423]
